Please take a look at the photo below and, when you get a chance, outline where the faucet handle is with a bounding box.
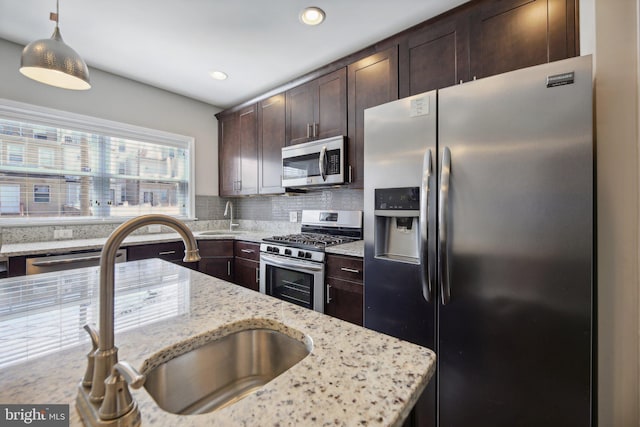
[82,324,99,387]
[98,361,145,421]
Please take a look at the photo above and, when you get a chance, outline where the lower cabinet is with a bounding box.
[197,240,234,281]
[325,254,363,326]
[127,241,199,270]
[234,241,260,291]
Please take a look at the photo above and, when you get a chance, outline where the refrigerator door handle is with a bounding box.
[420,148,433,303]
[319,145,328,181]
[439,147,452,305]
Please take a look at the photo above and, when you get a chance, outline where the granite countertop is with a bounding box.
[0,259,434,426]
[0,230,365,258]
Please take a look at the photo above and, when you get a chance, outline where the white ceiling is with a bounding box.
[0,0,467,109]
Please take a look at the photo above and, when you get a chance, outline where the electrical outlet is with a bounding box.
[148,225,162,233]
[54,229,73,239]
[289,211,298,223]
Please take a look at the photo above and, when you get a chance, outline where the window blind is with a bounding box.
[0,100,194,221]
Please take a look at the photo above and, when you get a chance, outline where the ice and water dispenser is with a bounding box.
[374,187,420,264]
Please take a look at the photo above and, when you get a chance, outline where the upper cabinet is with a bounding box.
[468,0,577,79]
[258,93,286,194]
[216,0,578,196]
[399,11,470,97]
[285,68,347,146]
[218,104,258,197]
[347,47,399,188]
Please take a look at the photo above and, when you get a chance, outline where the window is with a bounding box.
[33,185,50,203]
[0,100,194,221]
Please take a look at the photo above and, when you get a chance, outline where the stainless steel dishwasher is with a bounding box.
[25,248,127,275]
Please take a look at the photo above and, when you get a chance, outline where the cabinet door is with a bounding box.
[218,113,239,196]
[199,257,233,281]
[316,68,347,140]
[258,94,286,194]
[238,105,258,195]
[347,47,399,188]
[399,12,470,97]
[234,257,260,291]
[325,277,363,326]
[469,0,577,79]
[286,82,316,146]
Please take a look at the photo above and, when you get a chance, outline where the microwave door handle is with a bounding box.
[319,145,327,181]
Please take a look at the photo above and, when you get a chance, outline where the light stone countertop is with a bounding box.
[0,259,435,426]
[0,230,364,258]
[0,230,272,257]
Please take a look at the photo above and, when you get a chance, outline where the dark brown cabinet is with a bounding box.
[285,68,347,146]
[325,254,363,326]
[258,94,286,194]
[233,241,260,291]
[218,105,258,196]
[197,240,234,281]
[399,12,470,97]
[127,241,198,270]
[468,0,577,79]
[347,47,399,188]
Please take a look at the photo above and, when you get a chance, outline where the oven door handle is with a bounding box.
[261,254,324,272]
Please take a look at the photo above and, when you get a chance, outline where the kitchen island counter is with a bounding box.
[0,259,435,426]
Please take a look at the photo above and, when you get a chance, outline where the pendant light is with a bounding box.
[19,0,91,90]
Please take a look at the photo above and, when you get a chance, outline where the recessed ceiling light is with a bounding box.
[209,71,228,80]
[300,7,325,26]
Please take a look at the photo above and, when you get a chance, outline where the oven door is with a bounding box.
[259,253,324,313]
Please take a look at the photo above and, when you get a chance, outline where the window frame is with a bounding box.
[0,99,196,225]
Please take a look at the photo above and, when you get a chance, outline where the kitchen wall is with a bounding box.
[0,38,221,198]
[585,0,640,425]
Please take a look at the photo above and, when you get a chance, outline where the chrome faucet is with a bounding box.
[224,200,240,231]
[76,214,201,427]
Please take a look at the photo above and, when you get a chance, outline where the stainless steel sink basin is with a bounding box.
[143,328,311,415]
[197,230,246,236]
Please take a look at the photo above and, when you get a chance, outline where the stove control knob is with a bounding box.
[297,251,305,258]
[266,246,273,252]
[304,252,312,259]
[284,249,292,256]
[273,247,280,254]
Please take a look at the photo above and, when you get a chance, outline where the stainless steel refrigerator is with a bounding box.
[363,55,593,427]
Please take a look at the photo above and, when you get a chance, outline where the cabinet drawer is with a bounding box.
[326,254,363,282]
[128,241,185,262]
[198,240,234,257]
[234,241,260,261]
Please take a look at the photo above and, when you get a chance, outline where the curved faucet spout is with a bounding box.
[89,214,200,404]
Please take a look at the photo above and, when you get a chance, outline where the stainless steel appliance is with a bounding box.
[260,210,362,312]
[26,248,127,275]
[281,135,346,188]
[364,56,594,427]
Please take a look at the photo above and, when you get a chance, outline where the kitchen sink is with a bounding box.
[197,230,246,236]
[143,327,312,415]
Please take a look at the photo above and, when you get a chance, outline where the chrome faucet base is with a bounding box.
[77,383,141,427]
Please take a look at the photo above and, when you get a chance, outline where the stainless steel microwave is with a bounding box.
[281,136,346,188]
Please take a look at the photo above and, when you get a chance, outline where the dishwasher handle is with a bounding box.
[30,251,124,267]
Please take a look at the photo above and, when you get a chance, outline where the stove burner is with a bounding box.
[265,233,353,250]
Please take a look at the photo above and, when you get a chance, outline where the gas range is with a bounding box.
[260,210,363,261]
[259,210,363,313]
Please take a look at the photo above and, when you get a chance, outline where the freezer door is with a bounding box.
[437,56,593,427]
[363,91,438,426]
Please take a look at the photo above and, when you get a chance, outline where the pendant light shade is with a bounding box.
[19,2,91,90]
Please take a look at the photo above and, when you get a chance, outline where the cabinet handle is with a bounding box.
[255,267,259,283]
[158,250,176,256]
[313,122,318,138]
[306,123,312,138]
[241,249,255,254]
[227,260,231,276]
[348,165,352,183]
[340,267,360,274]
[326,284,332,303]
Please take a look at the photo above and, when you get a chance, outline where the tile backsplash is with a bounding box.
[0,190,363,245]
